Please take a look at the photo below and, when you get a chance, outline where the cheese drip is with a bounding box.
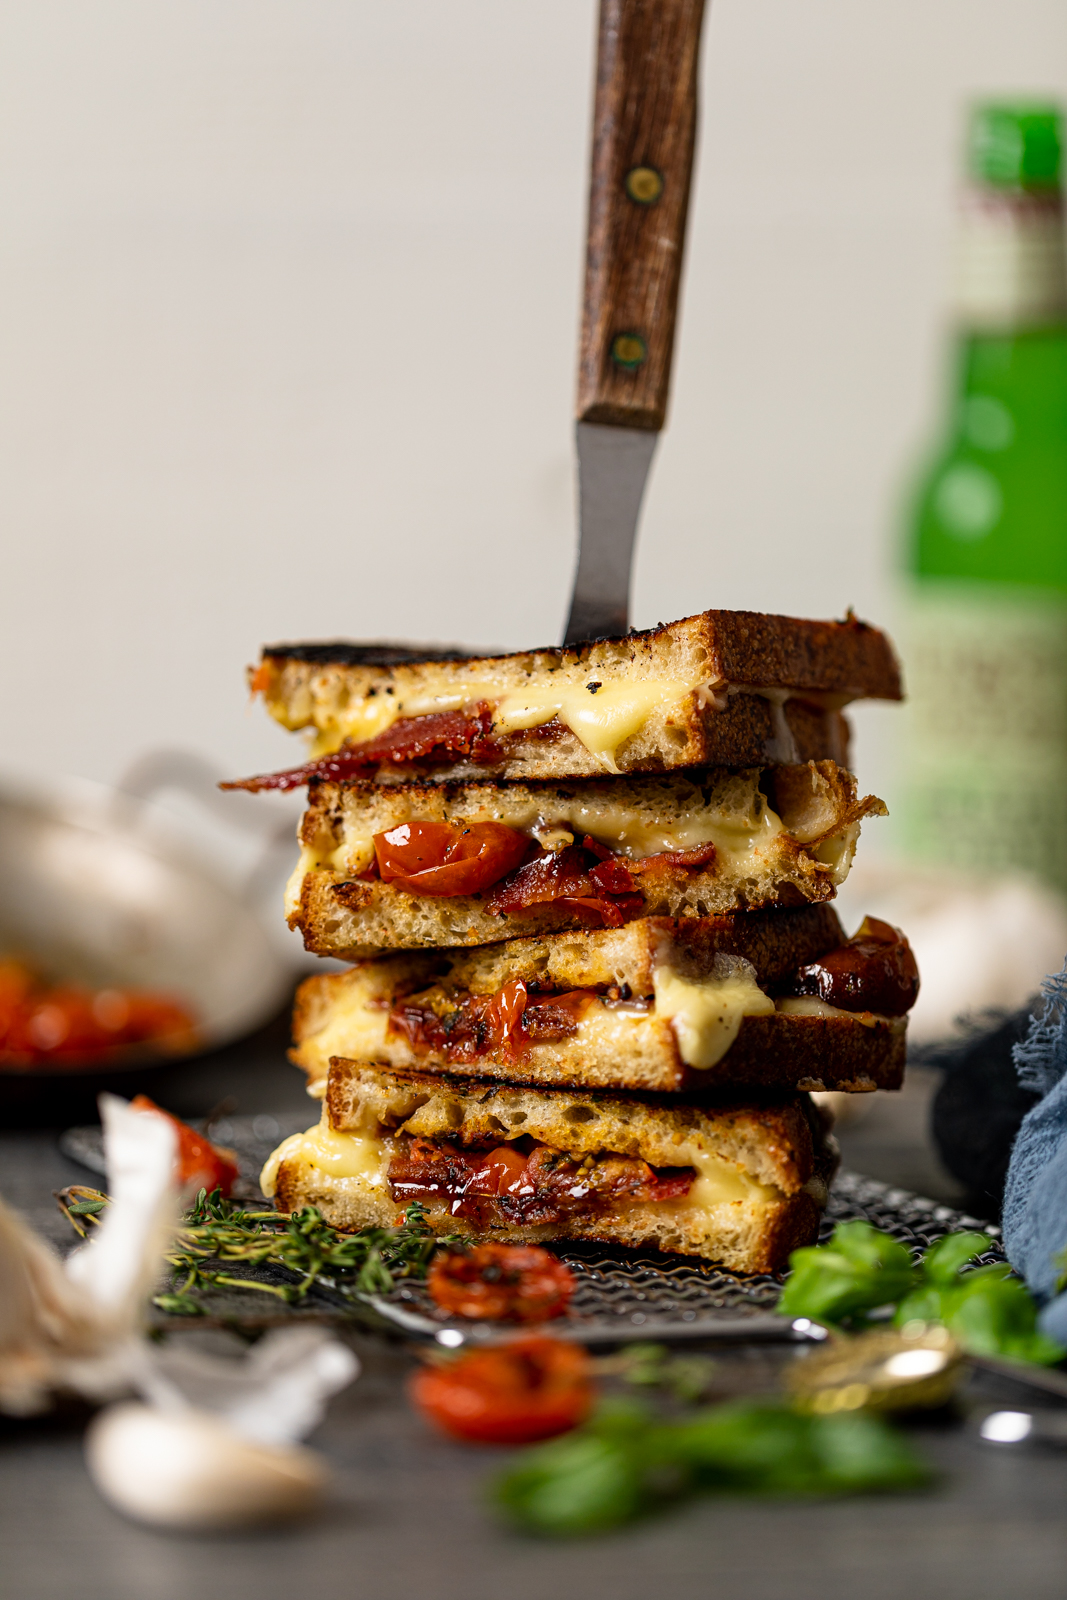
[652,955,775,1068]
[494,681,691,766]
[260,1119,386,1197]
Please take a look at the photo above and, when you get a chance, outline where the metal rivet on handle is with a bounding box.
[610,333,647,370]
[625,166,663,204]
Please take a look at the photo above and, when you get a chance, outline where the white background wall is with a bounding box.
[2,1,1066,828]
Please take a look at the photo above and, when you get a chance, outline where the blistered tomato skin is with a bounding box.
[410,1335,593,1444]
[789,917,920,1016]
[373,821,529,896]
[428,1244,576,1322]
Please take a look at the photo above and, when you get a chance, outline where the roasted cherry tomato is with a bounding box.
[130,1095,240,1197]
[789,916,920,1016]
[410,1334,592,1444]
[0,959,197,1067]
[428,1243,576,1322]
[373,820,528,896]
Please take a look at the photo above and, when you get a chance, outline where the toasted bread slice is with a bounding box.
[289,908,907,1097]
[247,610,900,784]
[262,1064,836,1272]
[286,762,885,957]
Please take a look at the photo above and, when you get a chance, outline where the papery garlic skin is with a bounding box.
[86,1403,328,1529]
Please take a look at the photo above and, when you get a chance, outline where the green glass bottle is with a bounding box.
[900,102,1067,891]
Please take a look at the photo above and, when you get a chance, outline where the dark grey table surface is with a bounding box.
[3,1013,1066,1600]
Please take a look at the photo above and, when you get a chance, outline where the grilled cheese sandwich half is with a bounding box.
[234,609,901,788]
[290,909,914,1096]
[262,1064,837,1273]
[286,762,886,958]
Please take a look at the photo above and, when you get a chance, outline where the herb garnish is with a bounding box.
[492,1397,929,1535]
[779,1220,1065,1366]
[58,1185,461,1316]
[158,1189,465,1315]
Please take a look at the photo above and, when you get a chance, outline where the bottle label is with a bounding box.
[955,190,1067,327]
[900,581,1067,890]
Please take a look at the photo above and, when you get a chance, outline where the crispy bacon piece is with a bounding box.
[220,704,501,793]
[484,840,643,928]
[387,1135,694,1227]
[628,842,718,882]
[785,917,919,1016]
[389,979,599,1064]
[483,836,716,928]
[523,989,600,1038]
[514,716,568,744]
[374,821,528,897]
[486,844,593,911]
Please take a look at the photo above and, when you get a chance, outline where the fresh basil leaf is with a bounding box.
[778,1222,915,1325]
[491,1432,647,1535]
[809,1410,930,1491]
[493,1400,931,1535]
[945,1273,1065,1365]
[673,1402,819,1490]
[922,1231,992,1284]
[893,1285,947,1327]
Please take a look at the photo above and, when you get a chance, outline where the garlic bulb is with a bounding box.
[86,1403,328,1529]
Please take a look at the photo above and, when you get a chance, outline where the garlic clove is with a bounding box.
[85,1402,328,1529]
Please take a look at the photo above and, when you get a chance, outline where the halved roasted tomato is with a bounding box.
[373,820,528,896]
[410,1334,592,1444]
[428,1243,576,1322]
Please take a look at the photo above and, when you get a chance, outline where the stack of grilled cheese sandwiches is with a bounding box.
[235,608,917,1275]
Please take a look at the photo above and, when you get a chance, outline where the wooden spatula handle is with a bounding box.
[577,0,707,433]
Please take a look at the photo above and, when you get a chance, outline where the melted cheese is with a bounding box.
[685,1149,777,1209]
[284,851,314,918]
[776,997,889,1029]
[308,672,701,766]
[813,821,862,886]
[652,958,776,1068]
[267,1111,778,1219]
[301,977,391,1094]
[307,774,787,880]
[494,680,691,767]
[260,1120,387,1197]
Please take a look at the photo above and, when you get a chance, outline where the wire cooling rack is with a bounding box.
[366,1169,1003,1347]
[60,1115,1003,1346]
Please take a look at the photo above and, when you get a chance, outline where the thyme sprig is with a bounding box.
[54,1185,111,1238]
[157,1189,464,1315]
[57,1184,461,1317]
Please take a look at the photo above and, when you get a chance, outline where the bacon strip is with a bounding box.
[484,836,711,927]
[629,842,718,879]
[221,703,501,793]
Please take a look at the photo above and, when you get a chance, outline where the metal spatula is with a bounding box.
[564,0,708,646]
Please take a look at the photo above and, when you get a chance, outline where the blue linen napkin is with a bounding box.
[1002,963,1067,1344]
